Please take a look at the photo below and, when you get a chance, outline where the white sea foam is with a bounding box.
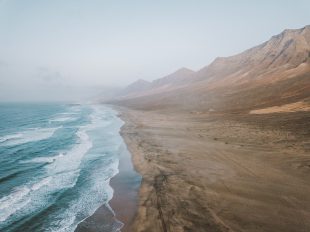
[0,133,23,143]
[47,129,92,176]
[69,106,81,113]
[0,198,31,223]
[31,177,52,191]
[0,127,91,223]
[13,128,92,225]
[60,112,78,115]
[40,106,120,232]
[47,160,119,232]
[21,153,64,164]
[87,106,113,129]
[0,105,124,231]
[49,117,74,123]
[0,127,61,146]
[0,187,30,211]
[0,176,52,222]
[20,129,92,180]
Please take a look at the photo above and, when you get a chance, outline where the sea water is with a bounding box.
[0,103,124,232]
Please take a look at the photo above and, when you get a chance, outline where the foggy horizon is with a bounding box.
[0,0,310,102]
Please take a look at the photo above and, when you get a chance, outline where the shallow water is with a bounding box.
[0,103,124,232]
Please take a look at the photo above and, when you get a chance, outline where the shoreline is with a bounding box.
[116,107,310,232]
[77,105,310,231]
[109,143,141,231]
[75,112,141,232]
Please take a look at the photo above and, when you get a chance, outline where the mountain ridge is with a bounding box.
[118,79,151,97]
[110,25,310,112]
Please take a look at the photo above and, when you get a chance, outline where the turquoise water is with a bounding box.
[0,103,124,231]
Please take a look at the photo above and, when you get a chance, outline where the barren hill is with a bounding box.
[112,25,310,113]
[112,25,310,232]
[118,79,151,97]
[151,67,195,88]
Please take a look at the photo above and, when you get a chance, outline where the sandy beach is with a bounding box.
[1,1,309,231]
[118,107,310,232]
[109,144,141,232]
[75,143,141,232]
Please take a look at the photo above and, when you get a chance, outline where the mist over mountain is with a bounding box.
[111,25,310,112]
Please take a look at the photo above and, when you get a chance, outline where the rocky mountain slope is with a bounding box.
[119,79,151,97]
[111,25,310,113]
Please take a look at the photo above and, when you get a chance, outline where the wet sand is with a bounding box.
[118,107,310,232]
[109,144,141,231]
[75,143,141,232]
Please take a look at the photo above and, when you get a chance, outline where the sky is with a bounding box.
[0,0,309,101]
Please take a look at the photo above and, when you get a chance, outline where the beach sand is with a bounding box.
[118,107,310,232]
[109,145,141,231]
[75,144,141,232]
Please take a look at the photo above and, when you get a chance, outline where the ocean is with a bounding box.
[0,103,126,232]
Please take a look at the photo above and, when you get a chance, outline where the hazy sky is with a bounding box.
[0,0,309,101]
